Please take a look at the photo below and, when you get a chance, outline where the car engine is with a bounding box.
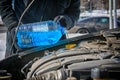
[0,29,120,80]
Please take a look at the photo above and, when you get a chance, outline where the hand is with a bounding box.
[54,16,67,28]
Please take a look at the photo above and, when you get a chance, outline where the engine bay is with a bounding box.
[0,29,120,80]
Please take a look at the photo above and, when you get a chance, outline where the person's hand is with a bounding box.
[54,16,67,28]
[54,16,67,39]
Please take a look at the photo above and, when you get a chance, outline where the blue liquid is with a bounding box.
[16,21,65,48]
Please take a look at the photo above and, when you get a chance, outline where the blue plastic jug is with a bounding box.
[16,20,66,48]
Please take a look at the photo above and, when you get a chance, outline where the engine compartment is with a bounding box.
[0,29,120,80]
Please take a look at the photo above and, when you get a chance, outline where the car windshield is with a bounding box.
[95,17,109,24]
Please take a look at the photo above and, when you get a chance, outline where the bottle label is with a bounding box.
[32,23,49,32]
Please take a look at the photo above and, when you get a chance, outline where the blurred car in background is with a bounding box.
[68,16,120,34]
